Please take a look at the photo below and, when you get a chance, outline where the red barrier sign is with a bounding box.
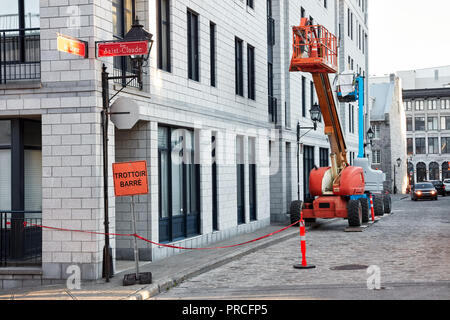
[57,34,88,58]
[112,161,148,197]
[97,41,149,57]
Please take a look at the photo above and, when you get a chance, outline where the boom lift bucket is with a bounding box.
[289,18,338,74]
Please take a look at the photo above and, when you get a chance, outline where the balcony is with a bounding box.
[0,28,40,84]
[1,211,42,267]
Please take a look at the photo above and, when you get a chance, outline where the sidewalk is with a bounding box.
[0,222,303,300]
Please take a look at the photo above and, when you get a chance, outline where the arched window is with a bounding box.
[429,162,439,181]
[416,162,427,182]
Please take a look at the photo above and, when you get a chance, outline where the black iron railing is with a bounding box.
[0,28,40,84]
[0,211,42,267]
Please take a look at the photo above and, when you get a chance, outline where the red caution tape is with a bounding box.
[25,220,301,251]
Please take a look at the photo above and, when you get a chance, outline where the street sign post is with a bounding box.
[112,161,151,286]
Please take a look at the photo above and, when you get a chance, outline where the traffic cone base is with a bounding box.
[293,264,316,270]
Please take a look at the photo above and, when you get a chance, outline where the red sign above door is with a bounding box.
[97,41,149,58]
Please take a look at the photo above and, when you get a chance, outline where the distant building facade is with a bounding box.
[369,74,408,194]
[398,66,450,184]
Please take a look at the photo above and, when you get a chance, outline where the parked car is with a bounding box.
[444,179,450,195]
[428,180,446,196]
[411,182,438,201]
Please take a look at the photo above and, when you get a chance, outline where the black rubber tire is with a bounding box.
[383,194,392,214]
[348,200,362,227]
[373,195,384,216]
[359,198,369,223]
[290,200,303,226]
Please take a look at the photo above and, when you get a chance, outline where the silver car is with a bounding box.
[444,179,450,195]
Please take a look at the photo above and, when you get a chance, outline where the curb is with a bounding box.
[128,219,340,300]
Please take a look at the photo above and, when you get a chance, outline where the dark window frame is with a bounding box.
[247,44,255,100]
[187,9,199,82]
[235,37,244,96]
[210,22,216,87]
[157,0,171,72]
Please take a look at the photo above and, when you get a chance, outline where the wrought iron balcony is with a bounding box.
[0,28,40,84]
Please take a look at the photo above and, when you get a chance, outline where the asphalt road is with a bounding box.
[153,195,450,300]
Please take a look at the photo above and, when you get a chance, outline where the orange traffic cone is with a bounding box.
[294,218,316,270]
[369,195,375,222]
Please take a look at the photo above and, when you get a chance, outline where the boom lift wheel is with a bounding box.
[383,194,392,214]
[359,198,369,223]
[373,195,384,216]
[348,200,362,227]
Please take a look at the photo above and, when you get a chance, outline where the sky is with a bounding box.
[369,0,450,76]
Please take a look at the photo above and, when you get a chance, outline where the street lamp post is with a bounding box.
[296,103,322,201]
[393,157,402,194]
[364,127,374,158]
[101,19,153,282]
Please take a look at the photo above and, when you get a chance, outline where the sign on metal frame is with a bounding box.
[57,33,88,58]
[96,41,149,58]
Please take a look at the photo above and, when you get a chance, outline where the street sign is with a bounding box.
[112,161,148,197]
[110,97,140,130]
[97,41,149,58]
[57,33,88,58]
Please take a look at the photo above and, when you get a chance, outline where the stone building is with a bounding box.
[369,74,408,194]
[398,66,450,184]
[0,0,370,288]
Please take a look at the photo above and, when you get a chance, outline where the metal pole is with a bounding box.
[131,195,140,279]
[297,122,301,201]
[101,64,112,282]
[394,164,397,194]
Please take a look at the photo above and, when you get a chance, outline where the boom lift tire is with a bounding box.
[348,199,363,227]
[290,200,304,226]
[373,195,384,216]
[383,194,392,214]
[359,198,369,223]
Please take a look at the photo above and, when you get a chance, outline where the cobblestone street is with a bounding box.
[154,196,450,300]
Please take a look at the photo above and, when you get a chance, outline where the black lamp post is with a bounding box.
[364,127,374,157]
[393,157,402,194]
[101,19,153,283]
[296,103,322,201]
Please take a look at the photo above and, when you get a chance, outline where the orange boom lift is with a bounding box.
[290,18,365,227]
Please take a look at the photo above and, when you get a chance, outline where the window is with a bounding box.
[372,150,381,164]
[415,138,426,154]
[405,101,412,111]
[415,100,424,111]
[211,134,218,231]
[235,37,244,96]
[310,81,315,114]
[324,0,327,9]
[349,105,355,133]
[427,117,438,131]
[236,136,245,224]
[407,138,413,155]
[157,0,171,72]
[373,124,381,139]
[415,117,425,131]
[320,148,329,167]
[247,45,255,100]
[406,117,413,131]
[158,126,200,242]
[428,138,439,154]
[112,0,136,86]
[210,22,216,87]
[248,138,257,221]
[428,100,437,110]
[1,0,40,30]
[301,7,305,18]
[246,0,254,9]
[187,10,199,81]
[441,99,450,110]
[303,146,315,200]
[442,137,450,154]
[441,116,450,130]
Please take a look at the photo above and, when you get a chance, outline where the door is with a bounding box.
[303,145,315,201]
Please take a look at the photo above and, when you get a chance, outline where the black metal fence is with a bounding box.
[0,28,40,84]
[0,211,42,267]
